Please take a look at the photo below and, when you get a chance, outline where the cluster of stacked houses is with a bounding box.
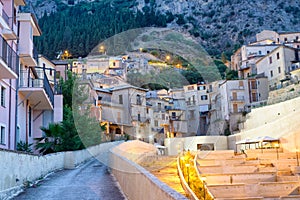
[0,0,66,151]
[75,73,268,145]
[231,30,300,90]
[73,30,300,144]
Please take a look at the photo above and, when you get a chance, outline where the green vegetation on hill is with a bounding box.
[35,0,169,59]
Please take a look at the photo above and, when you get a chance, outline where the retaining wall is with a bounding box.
[109,149,187,200]
[0,142,120,199]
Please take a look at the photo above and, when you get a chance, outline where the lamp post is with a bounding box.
[185,163,190,186]
[275,143,279,160]
[201,177,207,200]
[296,150,299,166]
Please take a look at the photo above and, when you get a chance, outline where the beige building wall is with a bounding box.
[164,136,228,156]
[256,30,279,42]
[256,46,296,88]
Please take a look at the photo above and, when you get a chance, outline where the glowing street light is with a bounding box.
[99,45,105,53]
[166,55,171,61]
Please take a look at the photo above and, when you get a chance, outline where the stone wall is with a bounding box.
[0,142,120,199]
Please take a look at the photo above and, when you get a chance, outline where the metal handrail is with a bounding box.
[2,9,9,25]
[19,69,54,107]
[43,71,54,107]
[0,35,19,75]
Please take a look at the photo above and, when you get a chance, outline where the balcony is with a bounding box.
[17,13,41,66]
[131,116,150,123]
[240,63,255,71]
[186,100,196,106]
[230,87,245,91]
[230,96,245,102]
[0,35,19,79]
[19,69,54,110]
[1,10,17,40]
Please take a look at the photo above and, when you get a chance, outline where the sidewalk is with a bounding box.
[13,158,126,200]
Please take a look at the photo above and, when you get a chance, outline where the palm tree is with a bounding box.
[35,123,63,155]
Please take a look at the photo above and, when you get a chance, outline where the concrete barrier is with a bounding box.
[0,142,120,199]
[109,149,187,200]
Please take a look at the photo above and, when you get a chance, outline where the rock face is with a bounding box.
[28,0,300,55]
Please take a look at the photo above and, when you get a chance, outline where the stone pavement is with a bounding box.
[13,158,126,200]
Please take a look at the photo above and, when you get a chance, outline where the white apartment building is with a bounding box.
[256,45,299,89]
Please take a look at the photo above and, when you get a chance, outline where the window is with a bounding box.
[56,71,61,79]
[157,103,161,110]
[171,112,176,118]
[1,86,5,107]
[284,37,287,42]
[197,85,206,91]
[117,112,121,123]
[258,51,262,55]
[16,126,20,144]
[209,85,213,92]
[137,114,141,122]
[201,95,208,100]
[189,110,195,119]
[136,94,142,105]
[269,56,272,64]
[29,106,32,137]
[154,120,158,127]
[267,51,270,54]
[162,114,165,120]
[296,36,299,41]
[270,70,273,77]
[118,95,123,104]
[239,81,244,87]
[0,126,5,145]
[278,67,281,74]
[277,52,280,60]
[146,108,149,114]
[188,86,194,90]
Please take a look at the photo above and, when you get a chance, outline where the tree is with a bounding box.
[36,71,104,154]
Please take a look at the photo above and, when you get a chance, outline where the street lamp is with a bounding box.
[296,149,299,166]
[166,55,171,63]
[185,163,190,186]
[201,177,207,200]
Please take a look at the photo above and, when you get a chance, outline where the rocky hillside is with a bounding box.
[27,0,300,58]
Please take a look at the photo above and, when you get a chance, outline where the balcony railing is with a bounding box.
[230,96,245,101]
[186,100,196,106]
[2,9,9,25]
[33,45,39,64]
[0,35,19,75]
[131,116,150,123]
[2,10,17,30]
[230,86,245,91]
[19,69,54,107]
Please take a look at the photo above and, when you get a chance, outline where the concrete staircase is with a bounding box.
[195,150,300,199]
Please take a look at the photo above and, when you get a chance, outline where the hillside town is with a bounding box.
[2,0,300,199]
[63,30,300,147]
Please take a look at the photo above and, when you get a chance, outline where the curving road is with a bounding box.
[14,158,126,200]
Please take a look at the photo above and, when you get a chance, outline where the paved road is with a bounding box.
[14,158,126,200]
